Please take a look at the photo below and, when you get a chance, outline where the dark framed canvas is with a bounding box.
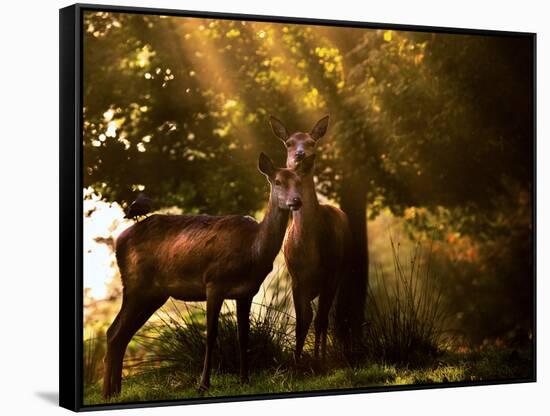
[59,3,537,412]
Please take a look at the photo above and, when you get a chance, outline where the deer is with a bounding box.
[102,152,314,398]
[269,115,351,362]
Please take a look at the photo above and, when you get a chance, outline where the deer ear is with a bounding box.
[258,152,276,178]
[269,115,289,142]
[296,154,316,176]
[310,115,329,141]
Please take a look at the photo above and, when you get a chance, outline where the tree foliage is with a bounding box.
[82,11,533,344]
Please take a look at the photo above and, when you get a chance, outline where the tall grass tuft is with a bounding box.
[83,333,105,385]
[127,265,298,378]
[365,238,449,365]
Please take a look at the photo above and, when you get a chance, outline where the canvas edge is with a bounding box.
[59,3,537,412]
[60,3,84,412]
[74,2,535,37]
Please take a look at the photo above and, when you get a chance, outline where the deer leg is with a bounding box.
[237,296,253,384]
[315,285,336,361]
[293,289,313,362]
[102,313,121,399]
[103,293,167,399]
[313,312,323,360]
[321,332,328,360]
[199,292,224,392]
[313,299,322,360]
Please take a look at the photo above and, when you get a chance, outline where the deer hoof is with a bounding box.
[197,383,209,395]
[102,390,117,400]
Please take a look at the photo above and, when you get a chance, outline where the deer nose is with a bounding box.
[295,150,305,160]
[288,197,302,211]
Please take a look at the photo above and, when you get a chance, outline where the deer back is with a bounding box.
[116,214,263,299]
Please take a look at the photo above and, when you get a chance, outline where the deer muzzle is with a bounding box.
[288,197,303,211]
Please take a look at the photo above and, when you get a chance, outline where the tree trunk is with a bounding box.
[335,169,368,360]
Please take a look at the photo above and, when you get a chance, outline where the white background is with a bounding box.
[0,0,547,414]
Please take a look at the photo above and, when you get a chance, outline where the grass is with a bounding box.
[128,299,295,376]
[364,239,449,365]
[83,333,104,385]
[83,347,533,405]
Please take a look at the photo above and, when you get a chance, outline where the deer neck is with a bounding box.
[254,193,289,262]
[291,173,320,235]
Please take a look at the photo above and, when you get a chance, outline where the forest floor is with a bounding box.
[83,347,533,406]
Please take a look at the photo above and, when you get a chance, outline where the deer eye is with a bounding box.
[285,141,292,148]
[275,179,281,186]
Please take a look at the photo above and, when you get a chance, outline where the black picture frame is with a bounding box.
[60,3,537,412]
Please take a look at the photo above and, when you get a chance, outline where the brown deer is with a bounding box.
[269,115,351,361]
[102,152,314,398]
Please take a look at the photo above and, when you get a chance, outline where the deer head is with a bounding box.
[258,152,314,211]
[269,115,329,169]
